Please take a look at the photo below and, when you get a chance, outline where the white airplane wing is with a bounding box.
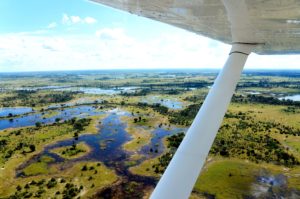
[91,0,300,54]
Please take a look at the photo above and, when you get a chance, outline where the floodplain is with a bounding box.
[0,69,299,198]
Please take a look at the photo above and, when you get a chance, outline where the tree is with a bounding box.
[16,185,22,191]
[29,144,36,152]
[47,178,57,188]
[35,122,42,128]
[81,165,88,171]
[24,184,30,189]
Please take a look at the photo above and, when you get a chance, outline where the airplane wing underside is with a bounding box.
[91,0,300,54]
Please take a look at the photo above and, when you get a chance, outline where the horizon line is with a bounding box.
[1,68,300,73]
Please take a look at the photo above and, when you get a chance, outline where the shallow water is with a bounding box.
[0,107,33,117]
[141,127,186,158]
[54,86,139,95]
[142,96,183,109]
[0,106,104,130]
[15,111,184,197]
[245,91,261,95]
[14,86,69,91]
[16,112,158,197]
[251,171,300,198]
[279,94,300,101]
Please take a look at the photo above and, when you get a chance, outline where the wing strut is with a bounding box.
[150,43,255,199]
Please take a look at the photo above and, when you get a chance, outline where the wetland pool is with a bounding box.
[0,107,34,117]
[15,111,184,197]
[0,105,105,130]
[279,94,300,102]
[53,86,139,95]
[142,96,183,110]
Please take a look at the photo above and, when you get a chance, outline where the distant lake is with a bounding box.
[53,87,139,95]
[11,86,140,95]
[14,86,69,91]
[279,94,300,102]
[246,91,261,95]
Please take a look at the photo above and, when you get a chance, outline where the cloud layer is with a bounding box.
[1,24,300,72]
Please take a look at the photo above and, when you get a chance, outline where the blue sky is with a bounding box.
[0,0,300,72]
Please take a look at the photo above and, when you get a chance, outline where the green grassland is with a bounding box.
[1,161,118,198]
[0,115,110,197]
[50,142,91,160]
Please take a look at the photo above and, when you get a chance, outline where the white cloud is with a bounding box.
[95,28,134,45]
[1,28,300,72]
[61,14,97,25]
[84,17,97,24]
[47,22,57,29]
[70,16,81,24]
[62,14,70,25]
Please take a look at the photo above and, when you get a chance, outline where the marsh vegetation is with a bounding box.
[0,69,300,198]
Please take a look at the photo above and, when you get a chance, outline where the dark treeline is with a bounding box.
[242,70,300,78]
[233,94,300,107]
[168,103,202,126]
[0,91,78,107]
[135,101,201,126]
[145,81,210,89]
[238,80,300,88]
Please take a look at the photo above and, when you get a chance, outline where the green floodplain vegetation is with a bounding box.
[0,70,299,198]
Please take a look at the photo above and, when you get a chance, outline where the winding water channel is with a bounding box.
[3,107,186,198]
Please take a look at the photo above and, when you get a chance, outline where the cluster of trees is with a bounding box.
[136,102,169,115]
[1,117,91,164]
[183,95,204,103]
[0,90,77,107]
[67,117,91,131]
[210,117,300,166]
[0,137,36,159]
[62,183,82,199]
[151,103,169,114]
[37,92,76,105]
[166,133,185,149]
[282,106,300,113]
[168,103,202,126]
[211,128,299,167]
[10,178,82,199]
[61,143,85,157]
[34,117,91,133]
[133,116,146,123]
[135,101,201,126]
[152,133,185,174]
